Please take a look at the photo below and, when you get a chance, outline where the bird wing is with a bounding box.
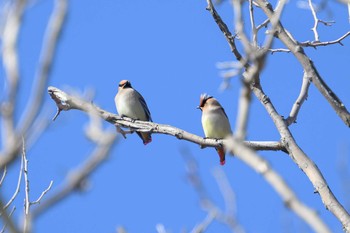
[220,107,229,120]
[137,91,152,122]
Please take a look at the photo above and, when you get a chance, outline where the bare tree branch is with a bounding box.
[208,0,349,230]
[46,86,304,232]
[0,0,68,170]
[31,181,53,205]
[308,0,334,42]
[0,167,7,187]
[232,0,252,54]
[299,31,350,47]
[18,0,67,136]
[255,0,350,127]
[232,0,288,140]
[191,212,217,233]
[1,0,26,157]
[47,86,286,153]
[206,0,247,68]
[269,31,350,52]
[251,81,350,231]
[212,168,241,228]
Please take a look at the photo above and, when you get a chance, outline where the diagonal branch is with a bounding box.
[225,136,332,233]
[18,0,67,136]
[206,0,247,68]
[251,81,350,232]
[0,167,6,187]
[3,150,24,210]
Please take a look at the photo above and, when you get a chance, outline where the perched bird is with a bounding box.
[115,80,152,145]
[197,94,232,165]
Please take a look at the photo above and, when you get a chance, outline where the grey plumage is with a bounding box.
[115,80,152,144]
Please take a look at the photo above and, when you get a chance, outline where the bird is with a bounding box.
[115,80,152,145]
[197,93,232,165]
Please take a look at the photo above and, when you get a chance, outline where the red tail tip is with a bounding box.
[143,138,152,145]
[216,148,226,165]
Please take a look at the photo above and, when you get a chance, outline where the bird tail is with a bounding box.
[137,132,152,145]
[216,147,226,165]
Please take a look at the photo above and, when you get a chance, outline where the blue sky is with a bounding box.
[1,0,350,232]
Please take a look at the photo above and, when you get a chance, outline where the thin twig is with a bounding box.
[232,0,252,54]
[286,72,311,125]
[299,31,350,47]
[0,196,20,233]
[212,168,237,219]
[256,18,270,31]
[4,151,24,209]
[308,0,334,42]
[32,181,54,205]
[191,212,217,233]
[269,31,350,52]
[309,0,320,42]
[0,167,7,187]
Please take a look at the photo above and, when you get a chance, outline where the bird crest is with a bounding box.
[199,93,213,108]
[118,80,132,88]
